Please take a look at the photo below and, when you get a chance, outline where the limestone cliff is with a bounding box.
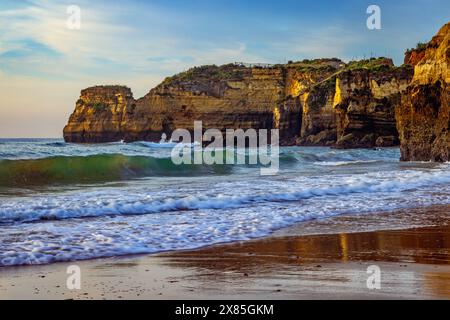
[396,22,450,161]
[64,59,412,148]
[404,45,426,67]
[63,86,135,143]
[135,65,286,142]
[297,58,413,147]
[298,78,338,146]
[282,59,345,145]
[64,65,286,143]
[65,61,341,145]
[333,59,413,148]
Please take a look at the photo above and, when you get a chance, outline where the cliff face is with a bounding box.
[65,65,286,143]
[404,47,426,67]
[136,65,286,142]
[396,22,450,161]
[333,60,413,148]
[298,78,337,146]
[64,61,341,145]
[283,59,345,145]
[297,58,413,147]
[63,86,135,143]
[64,59,411,148]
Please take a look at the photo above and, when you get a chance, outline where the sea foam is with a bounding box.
[1,142,449,267]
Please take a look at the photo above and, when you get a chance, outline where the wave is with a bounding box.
[2,168,450,224]
[134,141,200,149]
[136,141,179,148]
[45,142,67,147]
[0,144,402,187]
[0,154,232,187]
[314,160,382,166]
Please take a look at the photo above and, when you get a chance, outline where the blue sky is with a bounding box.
[0,0,449,137]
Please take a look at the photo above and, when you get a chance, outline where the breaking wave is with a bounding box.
[0,154,232,187]
[1,167,450,224]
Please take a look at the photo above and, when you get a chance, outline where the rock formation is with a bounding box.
[63,86,135,143]
[333,59,413,148]
[396,22,449,161]
[296,58,413,147]
[65,61,342,145]
[64,57,413,149]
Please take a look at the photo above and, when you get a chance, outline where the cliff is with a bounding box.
[65,64,295,144]
[396,22,450,161]
[297,58,413,147]
[135,65,287,142]
[64,59,412,148]
[65,61,342,145]
[333,59,413,148]
[63,86,135,143]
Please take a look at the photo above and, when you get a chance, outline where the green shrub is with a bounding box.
[405,42,427,54]
[161,64,250,86]
[345,58,392,72]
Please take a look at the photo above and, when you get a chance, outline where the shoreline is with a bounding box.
[1,205,450,300]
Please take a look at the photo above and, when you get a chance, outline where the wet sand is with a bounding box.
[1,207,450,300]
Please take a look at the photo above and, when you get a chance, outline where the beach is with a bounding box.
[1,205,449,300]
[1,0,449,304]
[1,141,450,300]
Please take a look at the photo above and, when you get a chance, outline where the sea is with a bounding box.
[0,138,449,267]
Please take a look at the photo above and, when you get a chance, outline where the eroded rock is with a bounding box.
[396,22,450,161]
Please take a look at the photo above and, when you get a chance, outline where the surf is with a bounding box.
[0,153,232,187]
[1,167,450,224]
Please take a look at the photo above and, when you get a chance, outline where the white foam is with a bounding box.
[138,141,200,149]
[1,168,450,224]
[1,143,449,267]
[140,141,179,148]
[1,166,450,266]
[315,160,381,166]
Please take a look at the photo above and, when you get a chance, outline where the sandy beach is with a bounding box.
[1,0,449,305]
[0,205,449,300]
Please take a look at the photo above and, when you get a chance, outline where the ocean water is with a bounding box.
[0,138,449,267]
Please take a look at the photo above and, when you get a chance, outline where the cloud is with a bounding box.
[5,0,444,137]
[0,0,359,138]
[0,1,268,82]
[1,1,142,77]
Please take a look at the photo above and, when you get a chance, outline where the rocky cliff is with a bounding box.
[65,61,341,145]
[65,64,295,144]
[64,59,412,148]
[333,59,413,148]
[297,58,413,147]
[396,22,449,161]
[63,86,135,143]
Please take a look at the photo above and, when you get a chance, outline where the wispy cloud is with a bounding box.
[0,0,265,83]
[1,0,449,137]
[0,0,268,137]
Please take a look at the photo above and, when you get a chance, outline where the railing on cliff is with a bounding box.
[233,62,276,68]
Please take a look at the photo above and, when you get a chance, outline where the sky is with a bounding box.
[0,0,449,138]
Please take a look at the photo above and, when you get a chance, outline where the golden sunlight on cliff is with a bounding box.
[333,78,343,108]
